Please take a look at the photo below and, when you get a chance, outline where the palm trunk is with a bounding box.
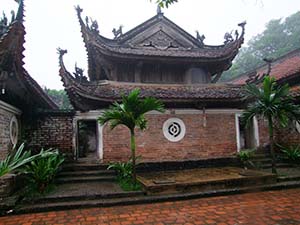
[130,129,137,185]
[268,116,277,174]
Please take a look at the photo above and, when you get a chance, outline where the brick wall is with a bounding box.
[276,124,300,146]
[0,101,21,160]
[28,113,74,158]
[258,118,269,148]
[103,112,238,163]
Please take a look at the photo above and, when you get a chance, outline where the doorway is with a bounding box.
[77,120,98,160]
[236,114,259,151]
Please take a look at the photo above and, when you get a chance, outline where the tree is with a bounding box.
[44,89,72,110]
[242,76,300,174]
[150,0,178,8]
[222,11,300,81]
[98,89,165,184]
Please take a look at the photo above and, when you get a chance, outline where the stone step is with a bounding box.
[56,175,116,184]
[260,163,294,169]
[277,175,300,182]
[24,190,145,204]
[62,163,109,172]
[58,170,115,178]
[16,180,300,215]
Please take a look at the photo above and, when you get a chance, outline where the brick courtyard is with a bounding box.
[1,188,300,225]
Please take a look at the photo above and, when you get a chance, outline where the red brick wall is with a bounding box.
[258,118,269,148]
[276,124,300,146]
[103,113,238,163]
[28,114,74,158]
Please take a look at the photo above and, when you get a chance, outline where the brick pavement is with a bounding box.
[1,188,300,225]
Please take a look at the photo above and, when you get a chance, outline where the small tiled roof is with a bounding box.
[230,49,300,85]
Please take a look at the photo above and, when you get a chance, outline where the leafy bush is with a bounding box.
[237,149,255,169]
[0,143,40,177]
[108,158,141,191]
[108,161,133,180]
[22,149,64,194]
[279,145,300,163]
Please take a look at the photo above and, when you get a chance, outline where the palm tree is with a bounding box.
[242,76,300,174]
[98,89,165,184]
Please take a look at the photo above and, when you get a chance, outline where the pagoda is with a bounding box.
[58,6,253,162]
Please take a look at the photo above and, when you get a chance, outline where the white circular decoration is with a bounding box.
[296,121,300,133]
[163,118,186,142]
[10,116,19,146]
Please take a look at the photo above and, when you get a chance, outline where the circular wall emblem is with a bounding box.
[163,118,186,142]
[296,121,300,133]
[10,116,19,146]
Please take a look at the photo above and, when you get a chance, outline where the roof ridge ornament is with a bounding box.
[15,0,24,22]
[195,31,205,47]
[157,5,164,18]
[112,25,123,39]
[223,21,246,45]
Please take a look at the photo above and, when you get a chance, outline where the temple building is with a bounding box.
[0,3,299,165]
[56,6,266,163]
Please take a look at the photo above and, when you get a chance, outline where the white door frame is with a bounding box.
[235,113,260,152]
[73,110,104,160]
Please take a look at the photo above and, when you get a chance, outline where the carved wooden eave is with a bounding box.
[75,6,246,81]
[58,50,247,111]
[0,0,57,110]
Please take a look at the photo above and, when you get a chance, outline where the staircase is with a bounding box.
[56,162,116,184]
[17,161,145,214]
[251,151,292,170]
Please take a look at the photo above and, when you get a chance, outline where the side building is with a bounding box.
[0,1,58,160]
[229,49,300,147]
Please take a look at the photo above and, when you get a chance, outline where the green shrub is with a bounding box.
[108,158,141,191]
[22,149,64,194]
[279,145,300,163]
[108,161,133,180]
[0,143,40,177]
[237,149,255,169]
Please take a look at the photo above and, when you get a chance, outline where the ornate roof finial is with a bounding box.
[15,0,24,22]
[75,5,83,17]
[157,5,162,14]
[112,25,123,39]
[90,18,99,34]
[195,31,205,47]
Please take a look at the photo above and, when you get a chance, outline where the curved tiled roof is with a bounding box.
[230,49,300,85]
[74,6,245,81]
[58,50,246,111]
[0,0,57,110]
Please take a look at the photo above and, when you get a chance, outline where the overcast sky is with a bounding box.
[2,0,300,89]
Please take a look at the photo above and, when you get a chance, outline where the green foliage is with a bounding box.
[222,11,300,81]
[98,89,164,185]
[237,149,255,162]
[98,89,165,131]
[108,161,133,180]
[44,88,72,110]
[279,145,300,163]
[108,160,142,191]
[150,0,178,8]
[0,143,40,177]
[237,149,255,169]
[242,76,300,173]
[242,76,300,128]
[22,149,64,194]
[117,178,142,191]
